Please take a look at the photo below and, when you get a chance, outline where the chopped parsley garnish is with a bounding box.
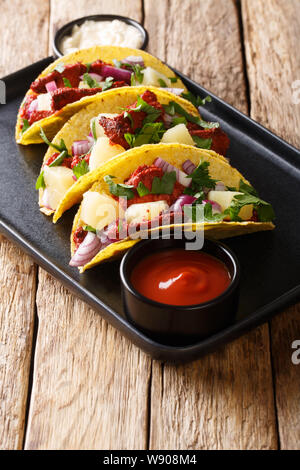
[54,63,65,73]
[39,127,69,154]
[192,135,212,150]
[131,96,162,123]
[82,73,99,88]
[158,78,167,87]
[21,118,30,134]
[104,175,135,200]
[72,159,89,179]
[83,225,96,233]
[164,101,219,129]
[151,171,176,195]
[85,62,92,73]
[181,92,212,108]
[169,76,178,83]
[185,160,217,195]
[48,150,68,167]
[91,119,97,140]
[123,111,134,126]
[35,171,45,190]
[124,133,136,148]
[124,122,166,148]
[171,116,187,126]
[224,180,275,222]
[130,64,144,85]
[63,77,72,88]
[203,202,225,222]
[137,182,150,197]
[102,76,114,91]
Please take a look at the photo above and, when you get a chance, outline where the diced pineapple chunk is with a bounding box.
[161,123,195,146]
[90,114,118,139]
[43,166,74,210]
[89,136,125,171]
[37,92,52,111]
[80,191,119,232]
[125,200,169,225]
[141,67,171,87]
[208,190,253,221]
[78,81,90,89]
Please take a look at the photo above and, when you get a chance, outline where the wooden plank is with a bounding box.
[0,0,49,449]
[242,0,300,450]
[145,0,278,450]
[25,0,152,450]
[0,0,50,76]
[49,0,143,55]
[25,270,151,450]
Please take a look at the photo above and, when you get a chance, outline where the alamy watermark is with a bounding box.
[291,340,300,365]
[0,80,5,104]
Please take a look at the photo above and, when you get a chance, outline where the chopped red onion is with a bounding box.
[122,56,144,67]
[72,175,77,181]
[163,113,173,128]
[80,72,102,83]
[69,232,102,267]
[45,80,57,93]
[170,195,197,212]
[27,99,38,117]
[71,139,92,156]
[182,159,196,175]
[203,199,222,213]
[161,88,184,96]
[41,188,53,210]
[101,65,132,84]
[153,158,190,187]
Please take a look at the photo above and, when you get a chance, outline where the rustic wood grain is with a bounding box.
[145,0,277,450]
[49,0,143,55]
[0,0,49,449]
[0,236,37,449]
[25,271,151,450]
[145,0,247,112]
[242,0,300,450]
[0,0,50,76]
[24,0,152,450]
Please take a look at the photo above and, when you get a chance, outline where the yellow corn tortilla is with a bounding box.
[70,144,274,272]
[16,46,187,145]
[39,86,226,219]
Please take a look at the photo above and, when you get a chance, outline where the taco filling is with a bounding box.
[37,90,229,212]
[70,158,274,267]
[19,56,184,133]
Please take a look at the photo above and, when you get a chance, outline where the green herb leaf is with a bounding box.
[203,202,225,222]
[225,192,275,222]
[169,76,178,83]
[124,133,136,148]
[104,175,135,200]
[63,77,72,88]
[21,119,30,134]
[186,160,217,192]
[91,119,97,141]
[151,171,176,195]
[54,63,65,73]
[192,135,212,150]
[181,92,212,107]
[49,150,68,167]
[132,96,162,123]
[72,159,89,179]
[171,116,187,126]
[35,171,45,190]
[85,62,92,73]
[137,182,150,197]
[83,73,99,88]
[83,225,96,233]
[239,179,258,197]
[123,111,134,127]
[130,64,144,85]
[102,76,114,91]
[158,78,167,87]
[39,127,69,153]
[133,122,166,147]
[163,100,219,129]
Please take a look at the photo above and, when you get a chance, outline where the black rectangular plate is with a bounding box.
[1,57,300,363]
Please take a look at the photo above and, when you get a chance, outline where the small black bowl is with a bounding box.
[120,236,240,346]
[53,15,149,58]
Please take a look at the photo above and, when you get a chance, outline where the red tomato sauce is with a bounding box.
[130,248,231,306]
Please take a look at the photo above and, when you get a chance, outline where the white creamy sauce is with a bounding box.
[60,20,143,55]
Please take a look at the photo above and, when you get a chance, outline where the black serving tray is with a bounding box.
[1,57,300,363]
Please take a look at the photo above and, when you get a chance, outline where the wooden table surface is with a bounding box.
[0,0,299,450]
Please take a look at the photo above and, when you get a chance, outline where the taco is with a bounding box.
[68,143,275,272]
[36,87,229,220]
[16,45,187,145]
